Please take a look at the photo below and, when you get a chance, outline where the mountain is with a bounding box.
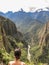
[22,19,43,45]
[5,10,49,24]
[0,8,49,45]
[39,21,49,46]
[0,8,49,24]
[30,22,49,64]
[38,21,49,63]
[0,8,49,25]
[0,16,23,53]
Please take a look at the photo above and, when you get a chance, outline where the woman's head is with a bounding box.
[14,48,21,60]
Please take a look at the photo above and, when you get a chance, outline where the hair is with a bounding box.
[14,48,21,60]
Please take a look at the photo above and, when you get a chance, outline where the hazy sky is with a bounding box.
[0,0,49,12]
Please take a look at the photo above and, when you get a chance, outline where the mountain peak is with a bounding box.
[36,7,49,12]
[20,8,24,12]
[6,11,13,14]
[28,7,49,12]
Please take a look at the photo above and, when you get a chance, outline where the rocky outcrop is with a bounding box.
[39,21,49,48]
[39,21,49,63]
[0,16,23,53]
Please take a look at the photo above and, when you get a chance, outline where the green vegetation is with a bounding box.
[0,48,13,65]
[0,46,48,65]
[0,41,27,65]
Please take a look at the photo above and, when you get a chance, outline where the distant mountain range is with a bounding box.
[0,8,49,25]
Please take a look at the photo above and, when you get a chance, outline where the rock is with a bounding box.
[0,16,23,53]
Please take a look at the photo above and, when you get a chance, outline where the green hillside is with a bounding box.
[22,20,43,45]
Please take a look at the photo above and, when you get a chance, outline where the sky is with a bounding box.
[0,0,49,12]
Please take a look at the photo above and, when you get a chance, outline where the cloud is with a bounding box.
[0,0,49,12]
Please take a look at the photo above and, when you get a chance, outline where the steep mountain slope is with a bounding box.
[38,21,49,63]
[0,16,23,53]
[19,19,43,33]
[39,21,49,46]
[30,22,49,64]
[22,19,43,45]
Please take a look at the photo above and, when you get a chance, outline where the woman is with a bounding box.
[8,48,26,65]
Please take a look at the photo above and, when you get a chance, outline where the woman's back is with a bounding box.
[8,48,26,65]
[9,60,25,65]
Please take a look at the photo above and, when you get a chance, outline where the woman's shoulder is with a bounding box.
[8,61,26,65]
[21,62,26,65]
[8,61,15,65]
